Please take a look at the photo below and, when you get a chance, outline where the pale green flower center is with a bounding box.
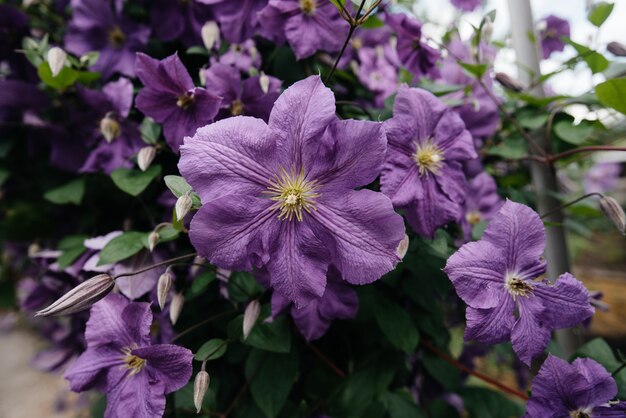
[465,211,482,225]
[413,140,444,177]
[121,346,146,376]
[231,99,244,116]
[505,274,533,299]
[265,167,319,222]
[176,93,195,109]
[299,0,317,15]
[570,409,591,418]
[108,26,126,48]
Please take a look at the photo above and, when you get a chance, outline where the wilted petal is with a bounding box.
[132,344,193,393]
[534,273,594,329]
[464,291,515,345]
[511,295,551,366]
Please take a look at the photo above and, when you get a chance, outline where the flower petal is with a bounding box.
[534,272,594,329]
[136,52,193,96]
[512,295,551,366]
[179,116,278,202]
[464,291,515,345]
[268,76,335,170]
[85,294,143,348]
[104,372,166,418]
[64,346,123,392]
[188,194,276,271]
[309,189,405,286]
[444,240,507,309]
[132,344,194,394]
[574,357,617,407]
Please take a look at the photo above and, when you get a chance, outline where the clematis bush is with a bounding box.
[2,0,626,417]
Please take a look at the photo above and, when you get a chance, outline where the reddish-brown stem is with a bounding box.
[548,146,626,163]
[421,340,529,401]
[307,343,347,378]
[112,253,197,280]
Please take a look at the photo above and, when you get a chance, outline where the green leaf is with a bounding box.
[245,349,299,418]
[57,234,88,269]
[37,62,79,90]
[360,15,384,28]
[227,271,264,303]
[380,391,427,418]
[43,178,86,205]
[228,314,292,353]
[97,231,147,266]
[140,117,161,144]
[517,108,549,130]
[553,119,594,145]
[140,224,179,249]
[596,77,626,115]
[186,46,209,56]
[588,2,614,27]
[111,165,161,196]
[567,39,609,74]
[460,387,523,418]
[373,294,419,353]
[187,271,216,299]
[163,175,201,208]
[574,338,626,397]
[195,338,227,361]
[487,134,527,160]
[422,351,461,391]
[458,62,488,79]
[329,0,347,12]
[0,168,10,187]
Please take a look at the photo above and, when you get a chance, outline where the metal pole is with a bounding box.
[506,0,581,356]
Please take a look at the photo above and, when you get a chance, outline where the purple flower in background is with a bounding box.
[212,40,262,73]
[259,0,348,60]
[583,162,621,194]
[444,201,594,365]
[0,4,36,81]
[179,76,405,307]
[199,0,267,43]
[355,46,399,108]
[460,172,503,241]
[64,0,149,79]
[539,15,570,59]
[271,267,358,340]
[451,0,480,12]
[380,86,476,237]
[65,294,193,418]
[524,355,616,418]
[135,52,221,152]
[0,80,49,127]
[149,0,214,46]
[203,63,281,121]
[386,13,440,78]
[338,26,392,68]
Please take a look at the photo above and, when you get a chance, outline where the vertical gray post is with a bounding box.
[506,0,581,356]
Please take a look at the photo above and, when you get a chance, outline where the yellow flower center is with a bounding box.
[505,276,533,299]
[264,166,319,222]
[413,140,444,177]
[108,26,126,48]
[230,99,244,116]
[176,93,195,109]
[352,37,363,50]
[570,409,591,418]
[121,347,145,376]
[465,211,482,225]
[299,0,317,15]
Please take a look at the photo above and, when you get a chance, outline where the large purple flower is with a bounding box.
[203,62,281,121]
[179,76,405,307]
[64,0,149,79]
[386,13,440,78]
[149,0,214,46]
[380,86,477,237]
[135,52,222,152]
[65,294,193,418]
[270,266,358,340]
[211,40,262,73]
[539,15,570,59]
[199,0,267,43]
[355,46,399,108]
[259,0,348,60]
[524,355,617,418]
[444,201,594,365]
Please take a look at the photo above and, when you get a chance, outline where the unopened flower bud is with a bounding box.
[243,299,261,340]
[100,112,121,143]
[190,256,205,276]
[495,72,524,92]
[148,231,160,252]
[47,46,67,77]
[201,21,220,51]
[36,274,114,317]
[175,193,193,222]
[607,41,626,57]
[599,196,625,235]
[396,234,410,259]
[27,242,41,258]
[259,72,270,94]
[216,268,231,282]
[137,146,156,172]
[481,17,493,43]
[157,270,172,310]
[170,292,184,325]
[193,368,210,413]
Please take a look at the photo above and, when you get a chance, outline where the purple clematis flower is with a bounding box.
[444,201,594,365]
[354,46,399,108]
[338,26,392,69]
[524,354,617,418]
[149,0,214,46]
[198,0,267,43]
[135,52,222,152]
[451,0,480,12]
[270,266,358,340]
[258,0,348,60]
[179,76,405,307]
[539,15,570,59]
[211,40,263,73]
[202,62,281,121]
[65,294,193,418]
[380,86,477,237]
[386,13,440,78]
[583,162,621,194]
[460,172,503,242]
[64,0,150,79]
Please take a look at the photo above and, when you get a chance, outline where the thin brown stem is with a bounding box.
[325,0,367,83]
[171,310,237,343]
[548,146,626,163]
[540,192,603,219]
[421,340,529,401]
[112,253,197,280]
[307,343,347,378]
[223,352,267,416]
